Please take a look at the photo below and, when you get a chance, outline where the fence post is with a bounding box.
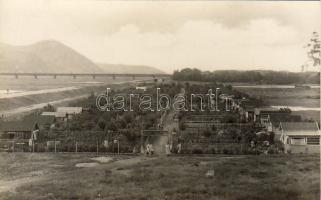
[75,141,78,153]
[118,140,120,155]
[96,140,99,155]
[12,140,15,152]
[140,130,143,153]
[54,140,57,153]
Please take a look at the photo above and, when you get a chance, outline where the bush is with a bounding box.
[248,148,261,155]
[267,147,278,154]
[192,148,203,154]
[222,148,229,154]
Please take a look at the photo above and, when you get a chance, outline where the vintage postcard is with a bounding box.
[0,0,320,199]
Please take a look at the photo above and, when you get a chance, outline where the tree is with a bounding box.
[106,119,118,132]
[305,32,321,68]
[43,104,55,112]
[97,119,106,130]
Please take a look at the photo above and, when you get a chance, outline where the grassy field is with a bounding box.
[234,87,319,106]
[234,87,320,121]
[0,153,319,200]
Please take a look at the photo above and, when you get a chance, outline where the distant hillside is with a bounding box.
[0,40,103,73]
[97,63,165,74]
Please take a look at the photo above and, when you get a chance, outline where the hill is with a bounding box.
[97,63,165,74]
[0,40,103,73]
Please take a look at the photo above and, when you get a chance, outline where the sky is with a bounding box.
[0,0,320,73]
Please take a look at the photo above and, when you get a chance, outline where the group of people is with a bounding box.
[145,144,154,155]
[144,142,181,156]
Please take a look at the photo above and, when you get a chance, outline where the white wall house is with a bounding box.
[135,86,147,92]
[279,122,320,154]
[42,107,82,122]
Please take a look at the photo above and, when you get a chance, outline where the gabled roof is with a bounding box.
[254,107,285,115]
[42,112,66,118]
[269,114,301,125]
[0,120,37,132]
[55,112,67,118]
[0,115,55,132]
[56,107,82,114]
[41,112,56,116]
[280,122,320,136]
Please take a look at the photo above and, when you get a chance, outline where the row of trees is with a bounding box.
[173,68,320,84]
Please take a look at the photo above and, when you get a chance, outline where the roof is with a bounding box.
[255,107,285,115]
[269,114,301,125]
[280,122,320,136]
[42,111,66,118]
[41,112,56,116]
[55,112,67,118]
[0,120,37,132]
[56,107,82,114]
[0,115,55,132]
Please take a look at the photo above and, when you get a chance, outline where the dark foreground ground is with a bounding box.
[0,153,319,200]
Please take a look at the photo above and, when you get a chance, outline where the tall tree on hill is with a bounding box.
[303,32,321,126]
[303,32,321,72]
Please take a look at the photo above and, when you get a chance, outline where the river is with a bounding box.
[232,84,320,89]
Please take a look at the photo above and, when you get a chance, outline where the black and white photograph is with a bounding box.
[0,0,320,199]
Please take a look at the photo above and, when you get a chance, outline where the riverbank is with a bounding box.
[0,79,149,119]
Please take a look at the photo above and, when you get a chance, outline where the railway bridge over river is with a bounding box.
[0,73,171,80]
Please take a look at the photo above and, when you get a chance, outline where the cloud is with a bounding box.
[89,18,306,72]
[0,0,319,72]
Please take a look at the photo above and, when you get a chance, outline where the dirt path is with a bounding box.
[0,79,150,118]
[1,95,90,117]
[0,87,79,99]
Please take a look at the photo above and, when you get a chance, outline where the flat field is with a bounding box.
[234,87,320,121]
[0,153,319,200]
[234,87,319,106]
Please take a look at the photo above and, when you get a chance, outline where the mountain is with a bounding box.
[0,40,103,73]
[97,63,166,74]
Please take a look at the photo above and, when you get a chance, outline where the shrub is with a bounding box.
[222,148,229,154]
[192,148,203,154]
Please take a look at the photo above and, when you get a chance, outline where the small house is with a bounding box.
[136,86,147,92]
[43,107,83,122]
[0,115,55,140]
[56,107,82,120]
[42,111,66,122]
[0,120,39,140]
[279,122,320,154]
[254,108,301,132]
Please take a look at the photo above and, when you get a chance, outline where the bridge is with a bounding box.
[0,72,171,80]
